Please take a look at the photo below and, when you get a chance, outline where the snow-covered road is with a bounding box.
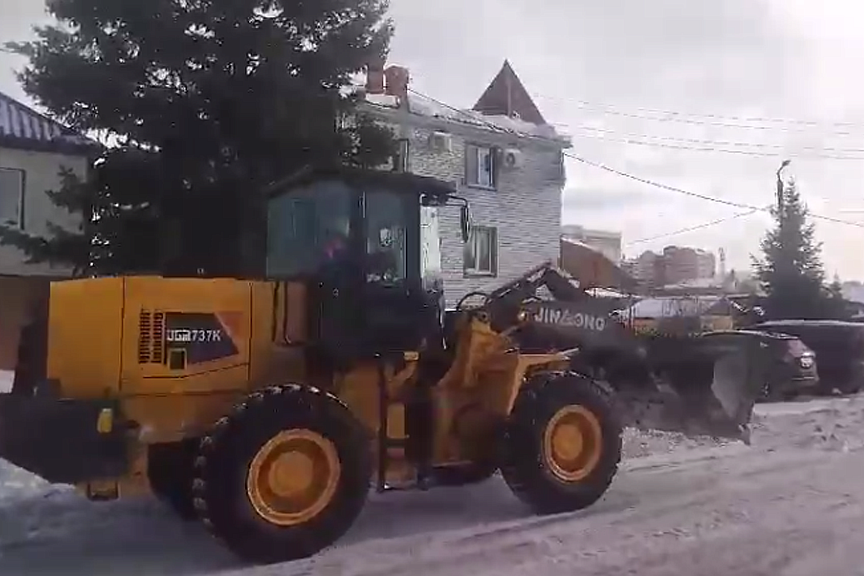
[3,375,864,575]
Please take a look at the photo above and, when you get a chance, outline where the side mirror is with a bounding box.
[459,205,470,243]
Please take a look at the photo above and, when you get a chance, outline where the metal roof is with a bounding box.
[0,91,94,153]
[473,60,546,126]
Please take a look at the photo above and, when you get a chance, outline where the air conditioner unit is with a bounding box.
[501,148,523,169]
[428,131,453,153]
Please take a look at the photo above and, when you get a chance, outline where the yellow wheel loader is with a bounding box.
[0,167,757,565]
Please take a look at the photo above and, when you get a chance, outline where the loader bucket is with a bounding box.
[616,331,771,444]
[612,332,768,443]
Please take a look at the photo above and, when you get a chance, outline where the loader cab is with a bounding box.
[265,167,464,367]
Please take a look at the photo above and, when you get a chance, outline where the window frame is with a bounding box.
[0,167,25,230]
[264,180,355,279]
[464,143,499,190]
[362,188,415,285]
[392,138,410,173]
[463,224,498,278]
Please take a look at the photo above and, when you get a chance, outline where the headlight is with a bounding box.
[799,355,814,369]
[516,310,529,323]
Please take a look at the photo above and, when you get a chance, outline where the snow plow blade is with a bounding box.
[611,335,767,443]
[470,263,768,443]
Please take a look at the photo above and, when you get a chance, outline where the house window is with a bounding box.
[464,225,498,277]
[465,144,497,189]
[0,168,24,229]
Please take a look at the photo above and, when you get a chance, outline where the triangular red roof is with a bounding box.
[472,60,546,126]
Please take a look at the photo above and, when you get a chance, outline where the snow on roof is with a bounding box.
[356,85,570,144]
[619,296,729,319]
[364,93,399,108]
[586,287,629,298]
[561,237,604,254]
[0,91,94,151]
[662,278,723,289]
[406,92,570,143]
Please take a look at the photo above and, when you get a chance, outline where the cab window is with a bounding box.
[266,180,352,277]
[363,190,411,284]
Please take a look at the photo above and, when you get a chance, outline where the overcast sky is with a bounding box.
[4,0,864,279]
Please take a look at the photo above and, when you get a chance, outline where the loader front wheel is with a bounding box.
[192,385,372,564]
[501,373,621,514]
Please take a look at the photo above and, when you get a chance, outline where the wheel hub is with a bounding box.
[246,429,341,526]
[543,405,603,482]
[268,451,315,498]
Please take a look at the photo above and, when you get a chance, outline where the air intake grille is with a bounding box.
[138,310,151,363]
[138,310,166,364]
[152,311,165,364]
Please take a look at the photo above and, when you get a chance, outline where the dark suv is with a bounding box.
[752,320,864,395]
[698,330,819,401]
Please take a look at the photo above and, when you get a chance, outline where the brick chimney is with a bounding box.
[366,57,385,95]
[384,65,410,101]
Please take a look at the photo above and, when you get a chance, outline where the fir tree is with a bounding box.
[753,178,837,319]
[1,0,395,276]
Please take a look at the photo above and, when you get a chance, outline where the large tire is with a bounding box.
[192,384,372,564]
[148,441,198,520]
[501,372,621,514]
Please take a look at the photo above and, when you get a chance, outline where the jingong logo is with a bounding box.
[534,307,607,331]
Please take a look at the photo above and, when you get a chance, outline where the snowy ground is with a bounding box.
[3,383,864,575]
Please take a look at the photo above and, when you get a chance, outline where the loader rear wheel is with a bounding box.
[501,373,621,514]
[192,384,372,564]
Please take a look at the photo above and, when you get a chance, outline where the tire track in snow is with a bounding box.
[5,395,864,575]
[299,450,864,576]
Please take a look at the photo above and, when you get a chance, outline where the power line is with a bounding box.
[566,152,864,229]
[531,92,864,137]
[565,125,864,159]
[409,87,864,161]
[625,208,764,246]
[566,131,864,160]
[406,87,864,229]
[564,153,762,210]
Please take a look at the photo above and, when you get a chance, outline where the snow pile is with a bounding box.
[621,395,864,460]
[622,428,730,459]
[749,395,864,453]
[618,296,724,320]
[0,371,11,394]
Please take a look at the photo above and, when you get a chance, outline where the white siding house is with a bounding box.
[0,91,94,368]
[359,61,571,307]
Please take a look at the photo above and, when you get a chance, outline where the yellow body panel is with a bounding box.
[38,276,569,494]
[47,277,125,399]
